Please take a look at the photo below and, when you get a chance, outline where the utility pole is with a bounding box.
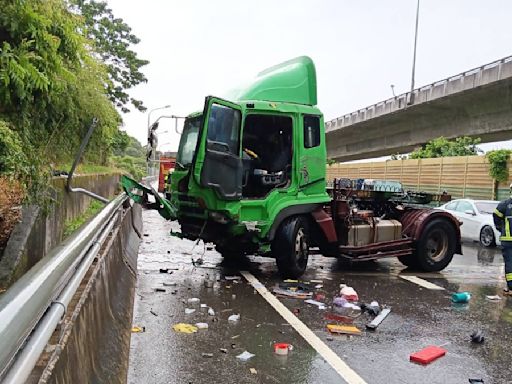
[409,0,420,105]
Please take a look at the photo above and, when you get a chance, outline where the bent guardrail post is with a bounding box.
[66,118,109,204]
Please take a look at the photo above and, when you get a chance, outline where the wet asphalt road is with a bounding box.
[128,209,512,384]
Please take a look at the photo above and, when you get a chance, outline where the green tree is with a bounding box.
[0,0,123,203]
[111,130,131,155]
[486,149,512,183]
[410,137,482,159]
[71,0,149,113]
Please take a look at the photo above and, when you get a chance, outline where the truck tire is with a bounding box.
[479,225,496,248]
[272,216,309,278]
[216,245,242,261]
[397,253,420,269]
[414,218,456,272]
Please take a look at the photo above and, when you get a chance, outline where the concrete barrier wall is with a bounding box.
[327,155,511,200]
[32,203,141,384]
[0,173,121,288]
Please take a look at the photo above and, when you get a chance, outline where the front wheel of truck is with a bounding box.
[414,218,456,272]
[272,216,309,278]
[216,245,242,261]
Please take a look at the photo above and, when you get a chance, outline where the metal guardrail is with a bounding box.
[326,54,512,131]
[0,193,127,383]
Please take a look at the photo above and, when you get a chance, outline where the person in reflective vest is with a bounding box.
[493,185,512,296]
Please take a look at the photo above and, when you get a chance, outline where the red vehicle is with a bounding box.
[158,157,175,193]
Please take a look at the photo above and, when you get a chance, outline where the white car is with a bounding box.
[438,199,500,247]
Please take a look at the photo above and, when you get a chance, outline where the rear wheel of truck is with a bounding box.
[414,218,456,272]
[272,216,309,278]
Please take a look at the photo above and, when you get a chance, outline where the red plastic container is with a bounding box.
[410,345,446,365]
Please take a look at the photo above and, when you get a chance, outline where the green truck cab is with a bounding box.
[124,56,461,278]
[171,57,329,276]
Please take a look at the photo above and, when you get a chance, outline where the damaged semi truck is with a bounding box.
[123,56,461,278]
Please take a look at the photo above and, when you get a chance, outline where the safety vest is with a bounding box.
[494,198,512,242]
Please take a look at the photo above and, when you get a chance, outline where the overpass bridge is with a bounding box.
[326,55,512,162]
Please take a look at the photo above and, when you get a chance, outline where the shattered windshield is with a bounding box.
[176,116,202,169]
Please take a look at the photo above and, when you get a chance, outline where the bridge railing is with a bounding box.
[326,55,512,132]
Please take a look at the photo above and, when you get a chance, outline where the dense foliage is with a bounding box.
[71,0,149,113]
[111,132,146,180]
[409,137,482,159]
[486,149,512,183]
[0,0,148,202]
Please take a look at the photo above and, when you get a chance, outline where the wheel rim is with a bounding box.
[425,228,448,262]
[480,227,494,246]
[295,228,308,266]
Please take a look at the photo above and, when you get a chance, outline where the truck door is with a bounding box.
[199,97,243,200]
[300,114,326,194]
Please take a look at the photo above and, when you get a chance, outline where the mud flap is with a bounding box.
[121,175,177,220]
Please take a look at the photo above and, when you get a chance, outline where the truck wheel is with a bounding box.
[415,218,456,272]
[479,226,496,248]
[216,245,241,261]
[397,254,420,269]
[272,216,309,278]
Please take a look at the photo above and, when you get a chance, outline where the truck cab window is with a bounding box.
[241,114,292,198]
[304,115,320,148]
[206,104,241,155]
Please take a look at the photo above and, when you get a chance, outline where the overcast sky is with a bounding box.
[106,0,512,154]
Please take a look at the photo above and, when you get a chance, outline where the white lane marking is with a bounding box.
[399,275,445,290]
[241,271,367,384]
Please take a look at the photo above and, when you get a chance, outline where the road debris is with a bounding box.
[452,292,471,303]
[154,288,166,293]
[361,301,381,316]
[187,298,200,304]
[131,326,145,333]
[485,295,501,301]
[304,299,326,310]
[185,308,196,314]
[327,324,361,335]
[249,368,257,374]
[366,308,391,330]
[339,285,359,301]
[202,353,213,358]
[150,310,158,317]
[236,351,255,361]
[231,335,240,339]
[325,313,354,324]
[159,268,172,274]
[195,322,209,330]
[228,314,241,322]
[333,297,361,317]
[410,345,446,365]
[470,330,485,344]
[273,343,293,355]
[208,307,215,316]
[225,276,242,281]
[172,323,198,333]
[273,287,312,299]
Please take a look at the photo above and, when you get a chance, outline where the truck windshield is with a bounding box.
[176,116,201,169]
